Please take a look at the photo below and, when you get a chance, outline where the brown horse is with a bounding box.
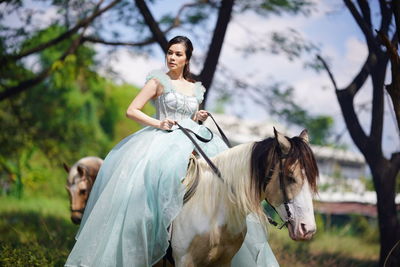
[63,156,103,224]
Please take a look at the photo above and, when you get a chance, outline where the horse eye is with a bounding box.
[287,176,297,184]
[79,189,87,195]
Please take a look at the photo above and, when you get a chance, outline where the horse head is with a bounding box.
[252,128,319,241]
[63,157,103,224]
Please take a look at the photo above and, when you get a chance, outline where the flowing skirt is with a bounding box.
[65,118,278,267]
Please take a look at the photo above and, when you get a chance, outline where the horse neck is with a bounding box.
[190,143,255,233]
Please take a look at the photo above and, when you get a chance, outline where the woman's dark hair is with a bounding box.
[167,36,194,82]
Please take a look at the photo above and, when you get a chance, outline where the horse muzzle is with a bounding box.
[71,209,85,224]
[288,221,316,241]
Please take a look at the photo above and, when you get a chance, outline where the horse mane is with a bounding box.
[183,155,200,204]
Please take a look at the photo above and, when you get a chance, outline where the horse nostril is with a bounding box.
[301,223,307,235]
[301,223,316,237]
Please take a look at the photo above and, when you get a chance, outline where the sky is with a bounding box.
[3,0,399,157]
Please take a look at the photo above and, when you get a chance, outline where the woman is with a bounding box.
[65,36,278,267]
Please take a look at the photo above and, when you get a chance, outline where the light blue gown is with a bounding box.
[65,70,279,267]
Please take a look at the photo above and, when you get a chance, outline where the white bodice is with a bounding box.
[146,70,205,121]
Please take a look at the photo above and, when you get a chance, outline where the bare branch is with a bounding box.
[0,68,52,101]
[343,0,380,52]
[378,0,392,35]
[357,0,372,27]
[199,0,235,108]
[317,54,370,153]
[376,30,400,131]
[346,54,375,96]
[134,0,168,52]
[318,46,375,98]
[393,0,400,42]
[81,35,157,46]
[316,55,338,91]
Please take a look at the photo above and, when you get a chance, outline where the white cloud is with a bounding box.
[97,48,164,87]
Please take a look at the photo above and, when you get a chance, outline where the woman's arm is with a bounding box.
[126,79,174,130]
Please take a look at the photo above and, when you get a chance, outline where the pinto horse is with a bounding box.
[63,156,103,224]
[171,129,319,266]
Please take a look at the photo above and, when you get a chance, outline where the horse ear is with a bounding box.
[63,163,70,173]
[273,127,291,155]
[299,129,309,143]
[77,165,88,177]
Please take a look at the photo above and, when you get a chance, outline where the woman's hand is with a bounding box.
[159,118,176,130]
[195,110,209,122]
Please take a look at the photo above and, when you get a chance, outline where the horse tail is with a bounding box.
[183,154,200,204]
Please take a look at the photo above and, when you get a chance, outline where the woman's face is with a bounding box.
[166,43,187,72]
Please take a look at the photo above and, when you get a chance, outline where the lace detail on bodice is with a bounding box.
[146,70,206,121]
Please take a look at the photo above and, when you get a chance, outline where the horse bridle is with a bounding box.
[265,148,293,230]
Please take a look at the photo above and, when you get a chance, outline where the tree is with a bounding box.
[0,24,154,197]
[317,1,400,265]
[0,0,314,103]
[2,0,333,140]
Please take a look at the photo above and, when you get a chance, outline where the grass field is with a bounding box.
[268,225,378,266]
[0,195,379,267]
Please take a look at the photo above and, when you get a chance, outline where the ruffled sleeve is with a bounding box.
[194,82,206,104]
[146,70,173,93]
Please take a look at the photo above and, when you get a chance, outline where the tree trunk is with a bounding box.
[199,0,234,109]
[372,162,400,266]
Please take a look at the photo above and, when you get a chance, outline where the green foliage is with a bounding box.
[20,25,70,68]
[99,82,154,144]
[0,148,36,198]
[303,115,334,145]
[270,29,319,61]
[0,24,154,197]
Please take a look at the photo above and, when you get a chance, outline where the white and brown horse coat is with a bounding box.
[172,130,318,267]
